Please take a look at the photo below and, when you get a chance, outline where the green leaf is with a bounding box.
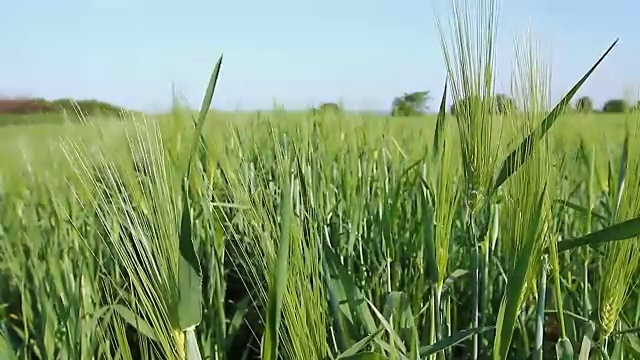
[338,352,387,360]
[186,54,223,179]
[578,321,596,360]
[431,80,448,159]
[613,131,630,221]
[442,269,469,294]
[185,328,202,360]
[556,338,574,360]
[492,39,618,191]
[554,199,607,222]
[323,242,378,336]
[175,55,223,331]
[261,172,293,360]
[555,215,640,253]
[336,328,385,359]
[493,190,547,359]
[418,179,439,283]
[323,253,355,352]
[178,178,203,330]
[0,331,16,360]
[418,326,495,357]
[113,304,157,341]
[623,334,640,358]
[226,296,251,350]
[366,298,407,354]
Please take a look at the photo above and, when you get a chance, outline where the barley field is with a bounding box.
[2,1,640,359]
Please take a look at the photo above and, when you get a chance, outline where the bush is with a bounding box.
[0,97,127,118]
[602,99,629,113]
[450,94,516,116]
[315,102,341,114]
[575,96,594,113]
[391,91,431,117]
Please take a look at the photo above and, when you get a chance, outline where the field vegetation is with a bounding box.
[2,0,640,359]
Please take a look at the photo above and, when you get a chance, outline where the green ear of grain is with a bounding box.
[492,39,618,191]
[554,216,640,253]
[261,173,292,360]
[418,326,495,357]
[431,80,448,159]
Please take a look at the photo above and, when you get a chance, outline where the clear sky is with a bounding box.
[1,0,639,112]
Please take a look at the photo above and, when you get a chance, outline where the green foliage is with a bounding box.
[315,102,341,113]
[493,94,517,114]
[449,94,516,116]
[576,96,594,113]
[1,0,638,359]
[391,91,431,116]
[0,97,127,120]
[603,99,629,113]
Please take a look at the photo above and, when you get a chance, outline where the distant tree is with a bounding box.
[450,94,515,116]
[316,102,341,113]
[493,94,517,114]
[602,99,629,113]
[575,96,594,113]
[391,91,431,117]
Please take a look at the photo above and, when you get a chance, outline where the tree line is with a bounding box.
[0,98,127,117]
[387,91,640,116]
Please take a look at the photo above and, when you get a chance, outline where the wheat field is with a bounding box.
[2,0,640,359]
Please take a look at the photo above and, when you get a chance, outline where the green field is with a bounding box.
[3,0,640,359]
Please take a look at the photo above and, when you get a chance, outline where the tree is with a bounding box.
[450,94,515,116]
[602,99,629,113]
[316,102,341,113]
[391,91,431,117]
[493,94,516,114]
[575,96,594,113]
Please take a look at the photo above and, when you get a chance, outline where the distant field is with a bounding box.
[0,110,631,176]
[1,107,639,359]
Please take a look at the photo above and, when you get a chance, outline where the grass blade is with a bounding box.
[336,328,385,359]
[113,305,157,341]
[186,54,223,178]
[419,326,495,357]
[177,178,203,330]
[492,39,618,191]
[261,172,293,360]
[338,352,387,360]
[555,215,640,253]
[432,80,448,159]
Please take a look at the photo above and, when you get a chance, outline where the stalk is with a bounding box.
[549,235,572,358]
[480,204,499,353]
[533,255,548,360]
[469,209,480,360]
[583,145,595,323]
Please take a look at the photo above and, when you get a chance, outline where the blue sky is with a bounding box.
[1,0,639,112]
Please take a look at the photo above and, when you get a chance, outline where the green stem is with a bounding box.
[470,214,480,360]
[533,255,548,360]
